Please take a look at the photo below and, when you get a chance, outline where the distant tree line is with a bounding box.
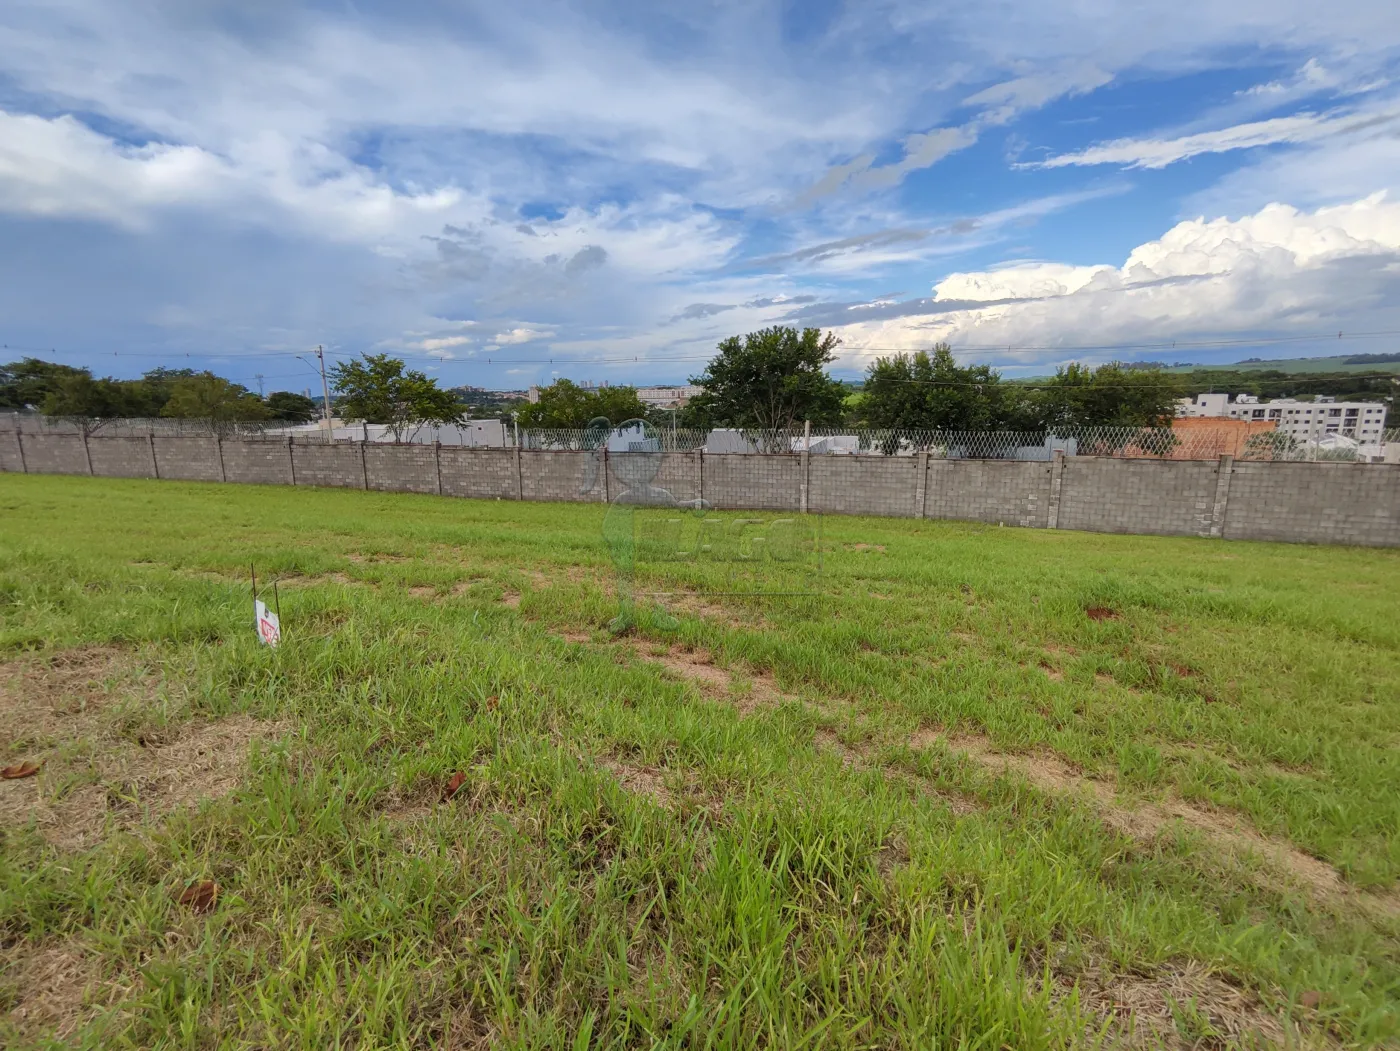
[0,358,318,425]
[6,335,1393,439]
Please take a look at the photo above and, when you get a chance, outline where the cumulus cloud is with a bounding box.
[831,194,1400,360]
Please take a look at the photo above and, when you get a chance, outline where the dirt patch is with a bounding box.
[0,941,123,1043]
[1038,661,1064,682]
[0,648,290,851]
[1085,606,1120,622]
[912,729,1399,917]
[1062,961,1291,1050]
[500,590,521,609]
[349,552,409,564]
[657,589,767,631]
[847,543,886,553]
[599,757,675,809]
[625,640,790,714]
[408,585,436,598]
[557,630,593,644]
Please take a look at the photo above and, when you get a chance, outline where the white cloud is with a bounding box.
[418,336,472,351]
[0,109,461,240]
[833,194,1400,361]
[491,326,557,346]
[1035,108,1400,169]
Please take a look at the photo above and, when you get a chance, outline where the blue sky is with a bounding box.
[1,1,1399,393]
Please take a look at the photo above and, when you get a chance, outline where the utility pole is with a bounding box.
[255,373,265,398]
[315,345,332,443]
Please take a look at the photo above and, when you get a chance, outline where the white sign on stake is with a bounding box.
[255,599,281,647]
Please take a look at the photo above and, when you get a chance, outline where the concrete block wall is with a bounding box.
[525,450,591,503]
[221,440,295,485]
[1224,461,1400,546]
[365,442,438,494]
[87,436,156,479]
[811,456,920,517]
[1057,458,1219,537]
[13,433,88,475]
[0,430,22,473]
[655,452,702,505]
[704,454,802,511]
[439,447,518,500]
[153,437,223,482]
[291,442,366,489]
[925,460,1051,528]
[4,433,1398,547]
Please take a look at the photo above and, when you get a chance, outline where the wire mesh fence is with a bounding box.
[525,424,1400,462]
[3,411,1395,461]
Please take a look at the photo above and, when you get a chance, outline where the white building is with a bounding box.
[635,385,701,408]
[1178,393,1387,441]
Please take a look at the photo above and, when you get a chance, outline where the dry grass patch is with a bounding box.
[0,648,290,851]
[0,941,126,1044]
[1061,961,1297,1050]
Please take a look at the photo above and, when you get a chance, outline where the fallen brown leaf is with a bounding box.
[176,880,219,914]
[442,771,468,801]
[1299,990,1322,1010]
[1,761,42,779]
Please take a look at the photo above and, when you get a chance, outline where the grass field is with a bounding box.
[2,474,1399,1049]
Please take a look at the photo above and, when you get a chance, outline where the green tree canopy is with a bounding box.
[160,372,271,434]
[684,327,845,435]
[1031,362,1182,430]
[266,391,319,422]
[515,380,652,429]
[331,353,463,441]
[859,344,1031,432]
[1,358,91,412]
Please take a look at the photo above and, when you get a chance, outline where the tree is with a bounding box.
[685,327,846,441]
[515,379,652,430]
[859,344,1031,434]
[41,370,143,433]
[1031,362,1181,430]
[0,358,91,411]
[161,372,272,435]
[266,391,318,422]
[331,353,463,442]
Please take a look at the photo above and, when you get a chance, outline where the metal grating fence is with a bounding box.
[3,411,1395,462]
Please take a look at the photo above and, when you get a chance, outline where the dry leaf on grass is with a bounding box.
[176,880,218,913]
[2,760,42,779]
[442,771,468,801]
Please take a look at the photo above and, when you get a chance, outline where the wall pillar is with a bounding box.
[915,449,929,519]
[514,445,524,500]
[13,431,27,474]
[698,449,705,507]
[287,436,297,485]
[359,441,369,489]
[148,434,160,478]
[216,437,227,482]
[1046,450,1065,530]
[82,431,94,475]
[602,448,610,503]
[433,440,443,496]
[1209,454,1234,538]
[799,420,810,513]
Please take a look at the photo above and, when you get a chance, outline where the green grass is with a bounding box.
[1,474,1398,1049]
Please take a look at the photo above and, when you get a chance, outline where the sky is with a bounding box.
[2,0,1399,394]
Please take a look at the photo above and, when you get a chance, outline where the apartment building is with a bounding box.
[1178,393,1388,441]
